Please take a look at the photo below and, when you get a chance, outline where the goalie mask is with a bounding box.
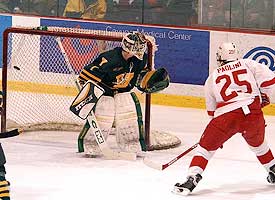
[138,68,170,93]
[122,32,147,60]
[216,42,239,67]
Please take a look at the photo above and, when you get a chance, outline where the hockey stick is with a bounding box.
[143,143,198,170]
[56,37,136,160]
[0,129,22,138]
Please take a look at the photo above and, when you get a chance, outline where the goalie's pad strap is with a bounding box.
[130,92,146,151]
[78,121,90,152]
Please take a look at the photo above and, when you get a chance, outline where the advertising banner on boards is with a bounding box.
[40,19,210,85]
[0,15,12,66]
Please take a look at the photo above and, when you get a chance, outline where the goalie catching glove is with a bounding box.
[137,67,170,93]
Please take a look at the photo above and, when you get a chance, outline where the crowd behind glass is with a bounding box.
[0,0,274,30]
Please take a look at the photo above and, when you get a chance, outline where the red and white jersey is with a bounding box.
[205,58,275,118]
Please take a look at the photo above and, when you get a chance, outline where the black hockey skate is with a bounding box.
[172,174,202,195]
[267,164,275,184]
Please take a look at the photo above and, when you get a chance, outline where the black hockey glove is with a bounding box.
[137,67,170,93]
[261,92,270,108]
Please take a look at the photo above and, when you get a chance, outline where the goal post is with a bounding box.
[1,26,180,151]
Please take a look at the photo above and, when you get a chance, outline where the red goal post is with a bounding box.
[1,26,180,151]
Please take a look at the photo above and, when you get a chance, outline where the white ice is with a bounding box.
[2,105,275,200]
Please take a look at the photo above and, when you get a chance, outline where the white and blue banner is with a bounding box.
[40,18,210,85]
[0,15,12,66]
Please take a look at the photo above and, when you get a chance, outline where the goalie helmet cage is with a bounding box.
[1,26,180,151]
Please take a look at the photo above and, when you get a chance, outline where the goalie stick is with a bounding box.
[143,143,198,170]
[56,37,136,160]
[0,129,22,138]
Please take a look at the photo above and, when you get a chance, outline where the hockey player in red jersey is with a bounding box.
[173,42,275,195]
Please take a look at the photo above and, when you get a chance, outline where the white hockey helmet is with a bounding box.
[122,32,147,60]
[216,42,238,66]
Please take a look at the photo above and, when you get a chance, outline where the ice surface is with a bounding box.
[2,105,275,200]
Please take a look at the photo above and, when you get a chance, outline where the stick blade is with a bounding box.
[143,157,163,170]
[0,128,23,138]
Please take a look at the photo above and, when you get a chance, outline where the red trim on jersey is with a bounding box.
[207,111,214,116]
[189,156,208,170]
[260,77,275,87]
[257,150,274,164]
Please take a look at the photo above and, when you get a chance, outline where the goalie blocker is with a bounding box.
[70,80,104,120]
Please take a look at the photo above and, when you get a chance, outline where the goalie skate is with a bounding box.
[172,174,202,196]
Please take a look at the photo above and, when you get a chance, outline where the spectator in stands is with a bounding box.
[229,0,245,28]
[165,0,197,26]
[58,0,69,16]
[131,0,167,25]
[106,0,140,23]
[244,0,273,29]
[0,1,10,13]
[202,0,229,27]
[0,0,65,16]
[63,0,107,20]
[0,0,24,13]
[27,0,58,16]
[39,0,67,16]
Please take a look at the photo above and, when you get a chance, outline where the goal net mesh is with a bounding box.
[1,26,181,150]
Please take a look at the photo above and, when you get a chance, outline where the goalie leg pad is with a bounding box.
[84,96,115,156]
[115,92,141,153]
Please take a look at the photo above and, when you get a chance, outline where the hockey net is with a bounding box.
[0,26,180,150]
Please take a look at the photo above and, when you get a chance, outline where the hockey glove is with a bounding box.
[137,67,170,93]
[261,93,270,108]
[70,80,104,119]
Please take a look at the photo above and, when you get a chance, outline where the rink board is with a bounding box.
[1,14,275,115]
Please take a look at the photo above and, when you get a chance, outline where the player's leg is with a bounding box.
[114,92,143,153]
[84,96,115,157]
[242,111,275,184]
[71,80,105,153]
[0,144,10,200]
[173,111,241,195]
